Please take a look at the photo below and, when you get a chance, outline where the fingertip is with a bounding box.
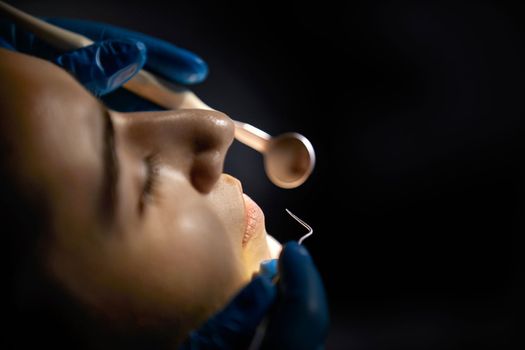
[160,44,208,84]
[104,39,147,73]
[280,241,311,263]
[259,259,278,279]
[278,242,319,295]
[129,40,147,64]
[179,54,208,84]
[54,39,148,96]
[103,39,147,91]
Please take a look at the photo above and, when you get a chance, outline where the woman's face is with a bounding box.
[0,49,281,336]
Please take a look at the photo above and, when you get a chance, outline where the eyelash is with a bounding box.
[140,153,161,211]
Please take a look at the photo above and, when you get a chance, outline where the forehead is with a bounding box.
[0,49,104,201]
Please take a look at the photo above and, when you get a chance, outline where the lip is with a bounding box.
[242,193,264,247]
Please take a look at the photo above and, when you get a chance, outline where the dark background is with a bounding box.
[10,0,523,348]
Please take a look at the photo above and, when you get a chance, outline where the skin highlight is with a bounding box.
[0,48,281,344]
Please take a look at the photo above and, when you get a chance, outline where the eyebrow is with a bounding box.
[99,109,120,224]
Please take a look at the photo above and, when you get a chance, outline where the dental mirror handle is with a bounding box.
[127,73,273,154]
[0,0,269,151]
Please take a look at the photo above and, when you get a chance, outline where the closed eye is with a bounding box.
[139,153,161,214]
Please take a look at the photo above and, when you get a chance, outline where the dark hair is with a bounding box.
[0,142,91,348]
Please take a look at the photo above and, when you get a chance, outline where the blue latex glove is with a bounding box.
[181,242,330,349]
[45,18,208,86]
[0,17,207,111]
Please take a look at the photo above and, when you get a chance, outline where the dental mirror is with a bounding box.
[234,121,315,188]
[0,0,316,188]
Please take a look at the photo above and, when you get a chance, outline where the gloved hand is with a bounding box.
[181,242,330,350]
[0,17,207,111]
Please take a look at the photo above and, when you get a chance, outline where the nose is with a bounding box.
[117,109,235,194]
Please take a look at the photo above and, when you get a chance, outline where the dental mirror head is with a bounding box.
[264,132,315,189]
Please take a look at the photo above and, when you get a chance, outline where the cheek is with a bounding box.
[48,172,250,331]
[112,184,247,324]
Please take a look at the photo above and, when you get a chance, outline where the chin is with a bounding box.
[241,229,282,278]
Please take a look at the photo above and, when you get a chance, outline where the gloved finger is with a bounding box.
[261,242,330,350]
[181,275,277,349]
[54,39,147,96]
[45,18,208,85]
[0,19,147,96]
[259,259,278,280]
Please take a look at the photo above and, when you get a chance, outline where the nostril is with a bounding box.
[190,151,223,194]
[120,108,234,194]
[187,111,234,193]
[193,135,216,153]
